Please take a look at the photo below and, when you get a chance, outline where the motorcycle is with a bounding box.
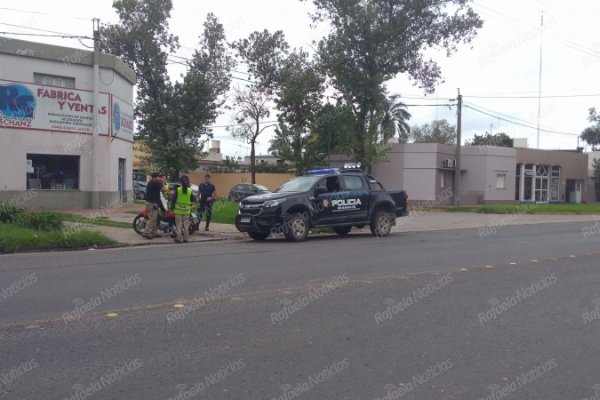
[133,207,200,238]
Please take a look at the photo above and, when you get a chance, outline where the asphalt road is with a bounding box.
[1,221,600,399]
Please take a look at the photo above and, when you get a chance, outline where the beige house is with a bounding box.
[515,148,588,203]
[334,143,590,205]
[586,151,600,202]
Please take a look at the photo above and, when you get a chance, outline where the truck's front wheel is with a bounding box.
[285,212,309,242]
[370,210,395,237]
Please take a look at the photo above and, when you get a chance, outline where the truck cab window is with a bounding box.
[325,176,341,192]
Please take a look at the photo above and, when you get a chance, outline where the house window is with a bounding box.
[26,154,80,190]
[33,73,75,88]
[440,171,451,189]
[496,173,506,189]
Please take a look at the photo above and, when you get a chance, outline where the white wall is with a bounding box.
[0,50,133,194]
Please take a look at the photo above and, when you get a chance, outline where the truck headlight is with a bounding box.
[263,199,286,208]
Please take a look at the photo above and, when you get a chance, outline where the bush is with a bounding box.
[0,202,26,223]
[17,211,64,231]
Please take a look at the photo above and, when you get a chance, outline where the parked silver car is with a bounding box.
[227,183,270,202]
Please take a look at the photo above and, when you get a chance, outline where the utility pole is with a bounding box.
[91,18,101,208]
[327,127,331,167]
[453,89,462,206]
[536,11,544,149]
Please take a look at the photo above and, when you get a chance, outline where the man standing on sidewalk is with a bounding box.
[142,172,163,239]
[197,174,216,231]
[171,175,194,243]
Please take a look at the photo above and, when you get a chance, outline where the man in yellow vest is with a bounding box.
[170,175,194,243]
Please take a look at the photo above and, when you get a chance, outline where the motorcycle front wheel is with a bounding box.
[133,215,147,235]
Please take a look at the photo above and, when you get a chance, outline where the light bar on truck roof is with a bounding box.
[306,168,340,175]
[343,162,362,169]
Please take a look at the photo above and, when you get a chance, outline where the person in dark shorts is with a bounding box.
[196,174,216,231]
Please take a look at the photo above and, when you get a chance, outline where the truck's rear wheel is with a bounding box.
[285,212,309,242]
[333,226,352,235]
[248,231,270,241]
[370,210,395,237]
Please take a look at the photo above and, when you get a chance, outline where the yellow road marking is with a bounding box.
[105,312,118,318]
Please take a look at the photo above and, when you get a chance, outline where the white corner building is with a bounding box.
[0,36,135,209]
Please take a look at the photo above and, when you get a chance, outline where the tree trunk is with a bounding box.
[250,142,256,184]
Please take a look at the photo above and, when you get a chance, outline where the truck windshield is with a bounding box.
[275,176,321,192]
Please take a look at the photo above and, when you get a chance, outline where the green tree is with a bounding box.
[380,95,411,144]
[305,0,482,168]
[580,108,600,150]
[228,87,274,184]
[270,49,325,175]
[101,4,233,177]
[312,103,356,162]
[100,0,178,110]
[232,29,289,95]
[232,30,290,182]
[467,132,513,147]
[410,119,456,144]
[223,155,241,172]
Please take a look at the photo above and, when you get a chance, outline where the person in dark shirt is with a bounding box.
[142,172,164,239]
[196,174,216,231]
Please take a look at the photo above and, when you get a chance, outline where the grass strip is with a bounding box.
[0,224,117,253]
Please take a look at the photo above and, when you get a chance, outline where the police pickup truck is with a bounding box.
[235,165,408,241]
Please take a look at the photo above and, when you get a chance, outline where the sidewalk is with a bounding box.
[60,204,246,246]
[58,205,599,246]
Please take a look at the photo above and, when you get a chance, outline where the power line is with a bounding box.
[405,104,455,107]
[464,101,542,127]
[464,93,600,99]
[0,6,92,22]
[0,31,91,39]
[210,120,278,128]
[473,2,600,59]
[464,103,580,137]
[0,21,92,39]
[168,54,253,77]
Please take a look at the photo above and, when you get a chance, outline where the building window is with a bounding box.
[33,73,75,88]
[496,173,506,189]
[440,171,452,189]
[26,154,80,190]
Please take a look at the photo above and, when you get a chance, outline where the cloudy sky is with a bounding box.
[2,0,599,158]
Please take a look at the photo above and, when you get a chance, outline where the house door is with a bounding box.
[565,179,582,203]
[575,180,582,203]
